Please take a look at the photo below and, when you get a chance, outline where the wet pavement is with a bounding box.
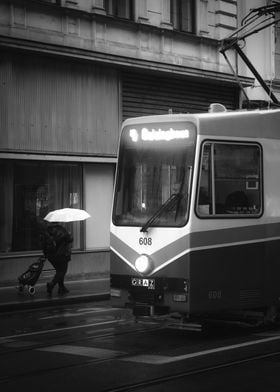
[0,277,110,312]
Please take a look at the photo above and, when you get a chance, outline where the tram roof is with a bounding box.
[122,108,280,140]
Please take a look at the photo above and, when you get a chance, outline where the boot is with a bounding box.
[46,282,53,295]
[58,285,69,295]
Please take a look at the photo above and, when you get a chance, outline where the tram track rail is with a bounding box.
[103,349,280,392]
[0,344,280,389]
[1,309,280,390]
[0,320,163,356]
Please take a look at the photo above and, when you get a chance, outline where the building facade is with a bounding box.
[0,0,271,284]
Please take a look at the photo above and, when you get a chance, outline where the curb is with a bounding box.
[0,292,111,313]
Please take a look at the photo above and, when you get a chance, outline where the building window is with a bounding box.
[171,0,195,33]
[104,0,134,20]
[196,142,262,217]
[0,160,82,253]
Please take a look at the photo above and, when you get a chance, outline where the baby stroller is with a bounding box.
[17,256,46,295]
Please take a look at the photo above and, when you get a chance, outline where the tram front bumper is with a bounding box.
[111,274,189,315]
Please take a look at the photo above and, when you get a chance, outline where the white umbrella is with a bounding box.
[44,208,91,222]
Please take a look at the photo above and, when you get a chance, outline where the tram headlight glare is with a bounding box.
[135,255,151,274]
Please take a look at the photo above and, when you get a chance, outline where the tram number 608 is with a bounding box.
[139,237,152,246]
[208,290,222,300]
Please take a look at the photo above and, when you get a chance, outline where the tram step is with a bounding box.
[132,303,169,317]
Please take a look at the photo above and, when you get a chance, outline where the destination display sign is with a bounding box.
[123,121,196,146]
[129,127,190,142]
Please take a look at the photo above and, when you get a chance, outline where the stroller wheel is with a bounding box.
[28,286,35,295]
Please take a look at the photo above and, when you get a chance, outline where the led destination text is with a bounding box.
[129,127,190,142]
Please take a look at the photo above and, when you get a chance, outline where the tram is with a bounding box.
[110,105,280,323]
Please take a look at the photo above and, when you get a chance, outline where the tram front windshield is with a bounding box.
[113,121,196,227]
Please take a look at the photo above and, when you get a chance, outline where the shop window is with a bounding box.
[104,0,134,20]
[196,142,262,217]
[0,160,82,253]
[171,0,195,33]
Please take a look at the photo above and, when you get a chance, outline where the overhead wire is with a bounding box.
[220,3,280,107]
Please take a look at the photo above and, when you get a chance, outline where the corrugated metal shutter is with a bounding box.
[0,52,119,155]
[122,71,239,119]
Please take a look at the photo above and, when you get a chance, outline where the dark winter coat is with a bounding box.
[43,224,73,264]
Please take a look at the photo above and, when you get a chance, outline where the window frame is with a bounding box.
[0,159,83,253]
[112,122,197,228]
[195,140,263,219]
[171,0,196,34]
[104,0,134,21]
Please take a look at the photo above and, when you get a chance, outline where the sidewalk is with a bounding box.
[0,277,110,312]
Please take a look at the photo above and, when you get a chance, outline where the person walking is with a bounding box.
[42,222,73,295]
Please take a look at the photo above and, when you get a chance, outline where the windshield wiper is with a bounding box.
[175,165,192,221]
[140,165,193,233]
[140,193,182,233]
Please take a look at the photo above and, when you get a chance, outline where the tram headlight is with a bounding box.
[135,254,153,274]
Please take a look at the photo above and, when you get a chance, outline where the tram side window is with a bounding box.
[197,142,262,217]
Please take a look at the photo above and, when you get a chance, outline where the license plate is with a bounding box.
[131,278,155,290]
